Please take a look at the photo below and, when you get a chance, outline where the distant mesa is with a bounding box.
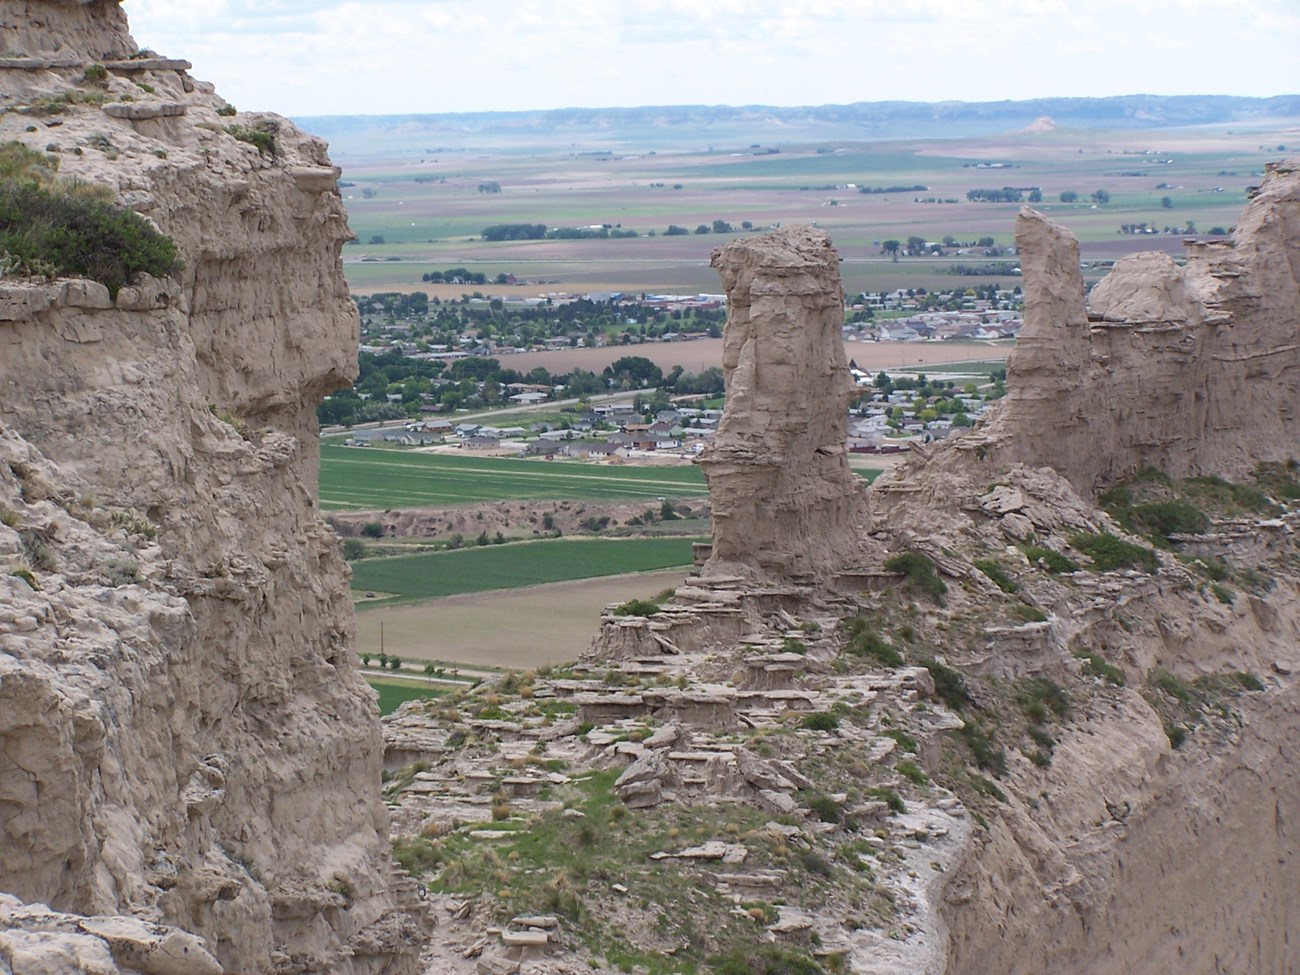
[1021,115,1057,134]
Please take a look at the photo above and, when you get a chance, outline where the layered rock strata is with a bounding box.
[980,162,1299,492]
[0,2,416,972]
[698,227,874,581]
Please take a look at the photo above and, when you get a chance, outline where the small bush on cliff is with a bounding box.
[0,142,180,297]
[614,598,660,617]
[883,550,947,601]
[1068,531,1159,573]
[225,124,276,156]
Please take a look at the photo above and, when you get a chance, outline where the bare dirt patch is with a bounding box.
[353,568,687,668]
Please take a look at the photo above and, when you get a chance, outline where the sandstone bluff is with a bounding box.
[1,3,1298,974]
[0,1,418,972]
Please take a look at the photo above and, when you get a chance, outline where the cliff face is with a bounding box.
[982,162,1299,492]
[0,2,416,972]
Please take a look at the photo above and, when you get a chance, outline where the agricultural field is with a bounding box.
[367,676,444,715]
[323,120,1286,300]
[354,567,687,668]
[350,536,698,607]
[321,445,708,510]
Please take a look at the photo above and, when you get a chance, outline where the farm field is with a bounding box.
[350,536,699,607]
[327,122,1286,300]
[321,445,708,510]
[355,568,689,668]
[367,676,444,715]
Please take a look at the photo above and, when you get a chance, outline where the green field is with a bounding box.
[351,536,700,607]
[367,677,443,715]
[321,446,708,510]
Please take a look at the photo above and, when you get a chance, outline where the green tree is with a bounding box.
[1059,190,1078,203]
[1161,196,1173,208]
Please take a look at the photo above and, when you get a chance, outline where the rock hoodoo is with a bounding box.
[698,227,873,581]
[982,165,1299,492]
[0,2,416,972]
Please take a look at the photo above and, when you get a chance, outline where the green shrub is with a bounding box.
[801,711,840,732]
[923,659,970,711]
[1164,722,1187,748]
[1073,649,1126,686]
[1012,603,1047,623]
[844,618,903,667]
[216,103,237,116]
[1016,677,1070,723]
[973,558,1018,593]
[1068,532,1159,573]
[884,550,947,600]
[1019,545,1079,574]
[613,598,660,617]
[881,727,917,752]
[391,836,442,876]
[895,759,928,785]
[1027,725,1056,751]
[1210,583,1234,604]
[1152,669,1192,704]
[1128,500,1208,541]
[342,538,368,560]
[82,63,108,83]
[225,125,276,156]
[804,793,842,823]
[865,786,905,813]
[0,147,181,297]
[708,945,823,975]
[1234,671,1265,692]
[959,720,1006,776]
[360,522,384,538]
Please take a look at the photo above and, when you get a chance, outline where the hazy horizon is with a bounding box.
[124,1,1300,118]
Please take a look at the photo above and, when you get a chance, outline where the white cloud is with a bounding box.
[121,0,1299,116]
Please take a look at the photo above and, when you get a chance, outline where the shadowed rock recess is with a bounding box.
[0,2,418,973]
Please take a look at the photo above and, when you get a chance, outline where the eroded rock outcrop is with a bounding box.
[698,227,875,581]
[0,2,416,972]
[980,162,1299,492]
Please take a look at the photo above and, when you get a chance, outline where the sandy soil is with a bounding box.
[353,568,688,668]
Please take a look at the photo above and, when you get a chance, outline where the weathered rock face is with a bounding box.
[0,2,417,972]
[981,162,1299,492]
[698,227,874,581]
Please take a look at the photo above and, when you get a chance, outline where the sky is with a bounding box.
[123,0,1300,119]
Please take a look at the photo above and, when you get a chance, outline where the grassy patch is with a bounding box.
[320,445,707,509]
[1073,649,1126,686]
[973,557,1017,593]
[1019,545,1079,574]
[1068,531,1159,573]
[883,550,947,601]
[368,677,443,714]
[350,536,696,607]
[843,616,903,666]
